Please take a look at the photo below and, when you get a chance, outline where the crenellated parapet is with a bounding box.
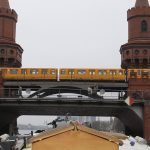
[127,7,150,20]
[0,7,17,22]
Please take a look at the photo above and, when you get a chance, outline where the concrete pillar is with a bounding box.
[144,102,150,143]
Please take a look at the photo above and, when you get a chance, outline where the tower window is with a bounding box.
[0,49,5,54]
[10,50,14,55]
[126,50,130,55]
[135,50,139,55]
[141,20,148,32]
[143,49,148,55]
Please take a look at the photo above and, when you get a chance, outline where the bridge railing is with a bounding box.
[0,87,149,101]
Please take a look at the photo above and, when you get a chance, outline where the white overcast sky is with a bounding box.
[10,0,135,69]
[9,0,136,125]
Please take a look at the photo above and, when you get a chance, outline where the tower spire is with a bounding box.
[135,0,149,7]
[0,0,10,9]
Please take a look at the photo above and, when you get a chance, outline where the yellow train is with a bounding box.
[0,68,58,81]
[0,68,150,81]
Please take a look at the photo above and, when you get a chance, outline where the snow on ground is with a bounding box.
[119,136,150,150]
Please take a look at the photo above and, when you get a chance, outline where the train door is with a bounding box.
[68,69,75,80]
[77,69,87,81]
[89,69,95,81]
[109,70,117,81]
[21,69,28,80]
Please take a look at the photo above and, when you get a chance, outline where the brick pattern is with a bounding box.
[120,6,150,69]
[144,103,150,142]
[0,71,3,97]
[0,4,23,67]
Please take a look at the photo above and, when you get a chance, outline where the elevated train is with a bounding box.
[0,68,150,81]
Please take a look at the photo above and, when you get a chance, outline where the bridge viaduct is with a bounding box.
[0,79,148,140]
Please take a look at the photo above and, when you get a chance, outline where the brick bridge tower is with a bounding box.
[0,0,23,68]
[0,0,23,135]
[120,0,150,68]
[120,0,150,142]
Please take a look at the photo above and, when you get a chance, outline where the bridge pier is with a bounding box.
[0,71,3,97]
[144,102,150,143]
[0,112,18,135]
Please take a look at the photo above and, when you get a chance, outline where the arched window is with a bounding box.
[141,20,148,32]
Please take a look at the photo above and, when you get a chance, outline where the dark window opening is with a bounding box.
[0,58,4,65]
[8,58,15,63]
[135,59,139,65]
[141,20,148,32]
[143,49,148,55]
[10,50,14,55]
[0,49,5,54]
[126,50,130,55]
[135,50,139,55]
[143,59,148,67]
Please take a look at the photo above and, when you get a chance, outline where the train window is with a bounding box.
[89,70,95,75]
[138,70,141,75]
[30,69,39,74]
[110,71,113,75]
[119,70,123,75]
[21,69,27,74]
[61,70,66,74]
[10,69,18,74]
[42,69,48,74]
[68,70,74,75]
[98,70,106,75]
[78,70,86,75]
[51,70,56,75]
[110,70,116,75]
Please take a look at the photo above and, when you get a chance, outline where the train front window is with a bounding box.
[42,69,48,74]
[30,69,39,74]
[51,70,56,75]
[10,69,18,74]
[77,70,86,75]
[21,69,27,74]
[61,70,66,74]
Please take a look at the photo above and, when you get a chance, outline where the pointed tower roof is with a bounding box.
[135,0,149,7]
[0,0,10,9]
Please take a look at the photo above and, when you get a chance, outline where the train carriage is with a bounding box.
[1,68,58,81]
[59,68,126,81]
[0,68,150,81]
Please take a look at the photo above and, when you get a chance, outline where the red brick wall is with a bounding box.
[0,71,3,97]
[144,103,150,142]
[127,7,150,42]
[128,79,150,99]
